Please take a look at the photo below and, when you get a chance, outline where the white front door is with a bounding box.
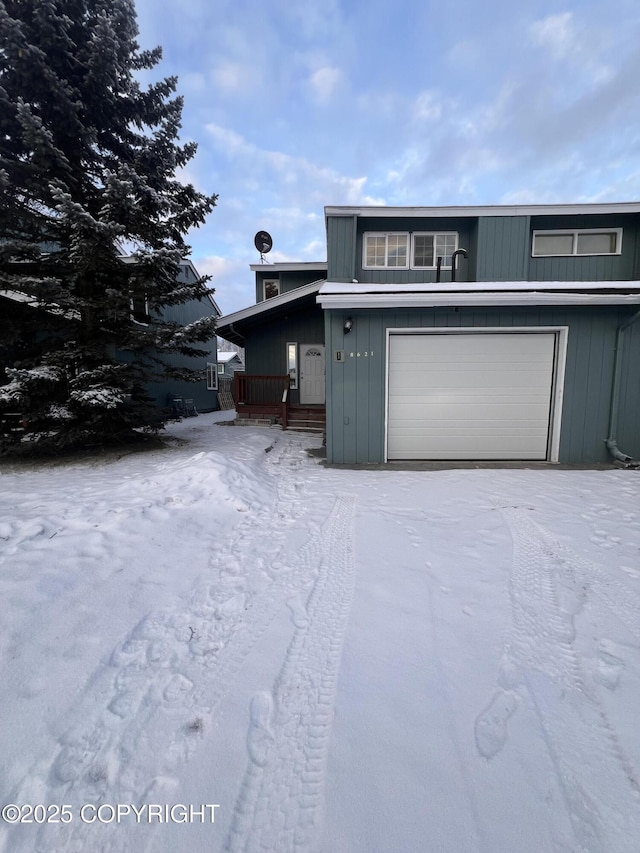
[299,345,325,405]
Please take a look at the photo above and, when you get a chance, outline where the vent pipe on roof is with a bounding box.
[605,308,640,466]
[450,248,468,283]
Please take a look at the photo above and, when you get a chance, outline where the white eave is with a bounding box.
[0,289,80,319]
[249,262,327,272]
[316,281,640,309]
[325,201,640,219]
[218,279,325,327]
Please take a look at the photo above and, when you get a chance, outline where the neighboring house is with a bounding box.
[216,350,245,380]
[216,203,640,465]
[129,259,222,414]
[0,259,221,417]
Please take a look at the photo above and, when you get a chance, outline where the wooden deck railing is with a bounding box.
[233,373,290,428]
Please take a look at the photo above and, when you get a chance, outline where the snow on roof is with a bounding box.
[217,351,242,363]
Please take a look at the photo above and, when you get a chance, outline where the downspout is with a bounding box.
[229,323,245,346]
[605,308,640,465]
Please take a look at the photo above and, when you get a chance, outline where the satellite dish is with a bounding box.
[254,231,273,256]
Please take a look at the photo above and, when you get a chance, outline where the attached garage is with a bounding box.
[386,329,564,461]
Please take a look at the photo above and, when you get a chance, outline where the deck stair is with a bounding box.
[285,405,326,433]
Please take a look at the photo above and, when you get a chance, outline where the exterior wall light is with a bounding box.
[344,317,354,334]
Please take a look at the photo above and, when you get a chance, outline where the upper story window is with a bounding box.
[363,233,409,269]
[263,278,280,299]
[363,231,460,269]
[532,228,622,257]
[412,232,458,268]
[130,289,150,324]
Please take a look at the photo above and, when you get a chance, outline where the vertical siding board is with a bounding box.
[327,216,356,282]
[369,312,385,462]
[617,316,640,456]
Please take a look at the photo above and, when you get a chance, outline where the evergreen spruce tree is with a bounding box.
[0,0,218,451]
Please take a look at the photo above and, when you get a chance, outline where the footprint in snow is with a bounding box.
[247,691,274,768]
[474,690,519,759]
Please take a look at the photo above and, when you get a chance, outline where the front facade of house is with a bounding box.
[217,203,640,465]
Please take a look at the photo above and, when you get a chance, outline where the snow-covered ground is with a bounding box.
[1,411,639,853]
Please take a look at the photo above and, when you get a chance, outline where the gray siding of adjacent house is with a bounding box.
[118,273,219,414]
[324,305,640,465]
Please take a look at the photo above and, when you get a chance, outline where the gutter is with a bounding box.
[605,309,640,466]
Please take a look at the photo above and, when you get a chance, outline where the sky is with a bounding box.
[132,0,640,314]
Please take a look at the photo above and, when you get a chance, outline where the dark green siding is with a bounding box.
[617,315,640,454]
[327,215,357,281]
[325,306,640,465]
[354,217,475,284]
[476,216,530,280]
[325,211,640,284]
[255,267,326,302]
[244,306,324,405]
[528,214,640,281]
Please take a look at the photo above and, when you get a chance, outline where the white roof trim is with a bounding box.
[325,202,640,219]
[0,289,80,319]
[217,279,325,326]
[317,281,640,309]
[249,262,327,272]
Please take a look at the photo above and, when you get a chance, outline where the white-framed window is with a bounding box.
[263,278,280,299]
[217,363,225,375]
[363,232,409,269]
[206,362,218,390]
[532,228,622,257]
[286,341,298,390]
[412,232,459,268]
[130,289,149,324]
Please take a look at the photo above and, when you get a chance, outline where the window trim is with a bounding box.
[217,363,225,375]
[263,278,280,300]
[532,228,623,257]
[129,291,150,325]
[362,232,410,270]
[411,231,459,269]
[206,362,218,390]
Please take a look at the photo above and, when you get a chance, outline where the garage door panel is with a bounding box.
[387,333,555,461]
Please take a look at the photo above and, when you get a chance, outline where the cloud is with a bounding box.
[309,66,342,102]
[530,12,575,58]
[205,123,385,207]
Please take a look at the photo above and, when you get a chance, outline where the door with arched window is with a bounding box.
[299,344,325,405]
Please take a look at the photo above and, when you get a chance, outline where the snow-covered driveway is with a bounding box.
[1,412,639,853]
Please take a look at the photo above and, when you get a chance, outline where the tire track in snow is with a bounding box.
[475,505,640,853]
[225,495,356,853]
[4,432,326,853]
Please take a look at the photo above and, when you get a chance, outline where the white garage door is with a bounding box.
[387,332,556,461]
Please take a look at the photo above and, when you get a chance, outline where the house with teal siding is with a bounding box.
[216,203,640,465]
[1,259,221,419]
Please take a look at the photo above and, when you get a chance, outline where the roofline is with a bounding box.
[249,262,328,272]
[317,280,640,309]
[217,279,325,327]
[324,202,640,219]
